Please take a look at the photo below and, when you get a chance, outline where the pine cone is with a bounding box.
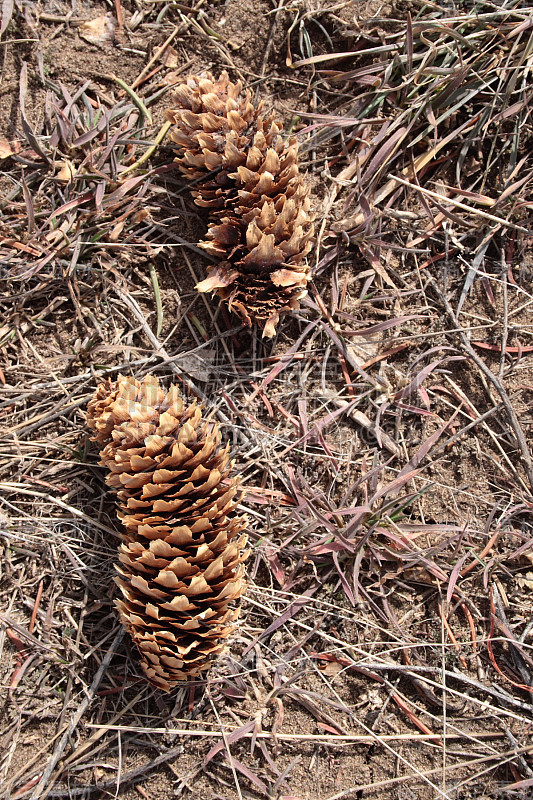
[166,71,314,337]
[87,374,248,691]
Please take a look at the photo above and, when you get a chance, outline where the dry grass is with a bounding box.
[1,0,533,798]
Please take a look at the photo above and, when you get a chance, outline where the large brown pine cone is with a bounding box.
[166,71,314,337]
[87,374,248,691]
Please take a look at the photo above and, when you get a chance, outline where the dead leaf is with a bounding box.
[516,572,533,591]
[56,160,76,182]
[176,349,215,382]
[0,137,18,159]
[160,45,179,68]
[79,14,116,47]
[318,660,344,677]
[162,70,186,86]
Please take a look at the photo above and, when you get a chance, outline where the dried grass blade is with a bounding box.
[71,114,108,148]
[21,176,35,234]
[342,315,423,336]
[388,174,529,232]
[0,0,14,36]
[332,551,356,605]
[18,62,50,163]
[103,174,147,204]
[394,356,464,401]
[149,262,163,338]
[446,553,470,606]
[226,756,270,795]
[373,470,419,503]
[456,239,491,315]
[242,585,319,656]
[405,11,414,71]
[361,126,408,185]
[246,322,316,404]
[398,409,461,478]
[503,778,533,791]
[292,51,362,67]
[203,720,256,766]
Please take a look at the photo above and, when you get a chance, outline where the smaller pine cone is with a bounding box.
[87,374,248,691]
[166,71,314,337]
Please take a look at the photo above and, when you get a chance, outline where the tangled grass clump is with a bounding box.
[0,74,156,298]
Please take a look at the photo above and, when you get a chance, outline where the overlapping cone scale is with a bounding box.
[87,374,248,691]
[166,71,314,337]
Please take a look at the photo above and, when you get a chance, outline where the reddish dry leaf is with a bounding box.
[264,544,285,586]
[6,628,26,652]
[373,469,419,502]
[446,553,471,606]
[394,356,464,402]
[504,778,533,791]
[472,341,533,354]
[226,756,270,795]
[317,722,344,735]
[244,487,296,507]
[10,655,36,689]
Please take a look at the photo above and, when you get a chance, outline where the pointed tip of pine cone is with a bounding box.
[87,375,248,691]
[167,72,314,337]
